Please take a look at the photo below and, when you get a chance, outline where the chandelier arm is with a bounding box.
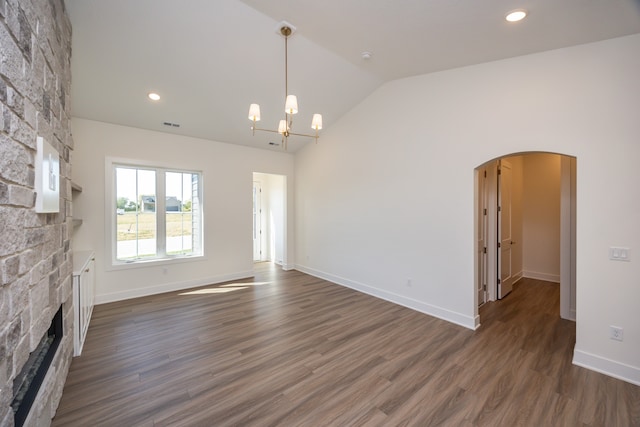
[252,128,318,142]
[251,127,283,135]
[287,131,320,139]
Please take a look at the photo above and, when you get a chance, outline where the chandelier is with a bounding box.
[247,23,322,151]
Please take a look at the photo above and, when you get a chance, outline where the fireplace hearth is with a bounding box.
[11,306,63,427]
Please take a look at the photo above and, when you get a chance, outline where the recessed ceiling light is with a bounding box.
[148,92,161,101]
[505,9,527,22]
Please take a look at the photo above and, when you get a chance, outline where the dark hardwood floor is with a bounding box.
[52,264,639,426]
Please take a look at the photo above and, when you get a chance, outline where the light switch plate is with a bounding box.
[609,247,631,262]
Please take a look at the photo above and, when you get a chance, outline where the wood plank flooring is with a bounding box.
[52,264,639,426]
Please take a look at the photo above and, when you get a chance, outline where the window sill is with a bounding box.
[107,254,205,271]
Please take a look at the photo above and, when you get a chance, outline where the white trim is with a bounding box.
[522,270,560,283]
[94,270,254,304]
[106,254,206,272]
[573,349,640,386]
[513,270,524,283]
[296,265,477,330]
[484,161,499,302]
[560,156,577,322]
[105,157,204,267]
[156,170,167,258]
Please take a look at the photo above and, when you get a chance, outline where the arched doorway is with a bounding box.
[474,152,576,322]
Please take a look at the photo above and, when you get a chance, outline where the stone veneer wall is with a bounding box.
[0,0,74,426]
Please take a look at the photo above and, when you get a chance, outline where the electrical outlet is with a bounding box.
[610,326,623,341]
[406,278,412,287]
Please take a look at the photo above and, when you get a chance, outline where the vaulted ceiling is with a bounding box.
[65,0,640,152]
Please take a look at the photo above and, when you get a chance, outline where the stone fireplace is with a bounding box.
[11,306,63,427]
[0,1,75,426]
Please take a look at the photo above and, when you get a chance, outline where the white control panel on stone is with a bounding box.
[609,247,631,262]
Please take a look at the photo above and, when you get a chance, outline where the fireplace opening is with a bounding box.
[11,305,63,427]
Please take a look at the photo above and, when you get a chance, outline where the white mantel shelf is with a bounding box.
[73,250,94,276]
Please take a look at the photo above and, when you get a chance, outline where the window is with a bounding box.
[111,163,203,264]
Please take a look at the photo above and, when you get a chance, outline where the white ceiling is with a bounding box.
[65,0,640,152]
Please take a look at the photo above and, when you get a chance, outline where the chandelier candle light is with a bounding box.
[248,23,322,150]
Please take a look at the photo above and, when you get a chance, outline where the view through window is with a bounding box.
[114,165,202,262]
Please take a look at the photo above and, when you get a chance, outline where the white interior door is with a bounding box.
[477,169,488,305]
[252,181,262,261]
[498,160,514,299]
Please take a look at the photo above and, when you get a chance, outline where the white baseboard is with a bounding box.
[523,270,560,283]
[560,309,576,322]
[513,270,524,283]
[296,265,477,330]
[95,270,254,304]
[282,263,295,271]
[573,349,640,386]
[273,260,296,271]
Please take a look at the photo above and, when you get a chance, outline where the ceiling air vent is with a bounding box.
[162,121,180,128]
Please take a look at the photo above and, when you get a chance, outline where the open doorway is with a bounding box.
[253,172,286,266]
[475,153,576,321]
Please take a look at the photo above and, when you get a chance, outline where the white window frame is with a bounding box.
[106,157,204,269]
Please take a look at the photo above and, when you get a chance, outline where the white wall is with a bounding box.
[295,34,640,384]
[71,119,295,302]
[522,153,561,282]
